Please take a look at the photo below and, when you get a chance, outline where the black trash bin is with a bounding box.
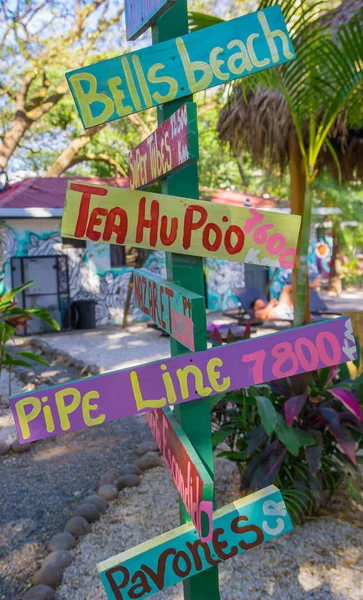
[72,300,97,330]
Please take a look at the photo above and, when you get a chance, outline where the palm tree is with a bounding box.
[191,0,363,324]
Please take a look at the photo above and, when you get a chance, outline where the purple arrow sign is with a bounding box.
[10,317,356,444]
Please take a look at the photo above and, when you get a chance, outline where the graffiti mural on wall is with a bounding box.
[0,219,239,324]
[0,221,168,325]
[206,258,244,311]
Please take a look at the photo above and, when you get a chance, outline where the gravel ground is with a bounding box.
[57,459,363,600]
[34,291,363,376]
[0,349,152,600]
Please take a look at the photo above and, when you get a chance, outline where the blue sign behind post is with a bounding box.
[66,6,295,128]
[125,0,176,41]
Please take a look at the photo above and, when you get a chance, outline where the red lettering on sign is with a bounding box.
[202,222,222,252]
[136,197,159,247]
[185,539,220,570]
[172,551,192,578]
[159,285,166,329]
[140,548,176,590]
[105,565,129,600]
[316,331,341,365]
[182,205,208,250]
[266,233,286,255]
[241,349,266,384]
[86,207,107,241]
[160,214,178,246]
[148,280,154,320]
[253,223,274,244]
[71,183,108,238]
[212,527,238,560]
[224,224,245,255]
[103,207,128,244]
[142,276,149,316]
[165,287,174,324]
[244,208,264,234]
[295,337,319,371]
[230,515,264,550]
[152,281,160,324]
[271,342,298,378]
[279,248,296,269]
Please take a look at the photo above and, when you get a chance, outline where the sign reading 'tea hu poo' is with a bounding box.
[66,6,295,127]
[61,181,301,268]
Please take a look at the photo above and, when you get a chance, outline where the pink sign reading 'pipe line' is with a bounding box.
[10,317,357,444]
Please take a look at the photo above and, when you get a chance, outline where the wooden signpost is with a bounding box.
[147,407,214,541]
[134,268,204,351]
[61,181,301,268]
[125,0,176,40]
[129,103,198,189]
[11,2,358,600]
[10,317,357,444]
[66,6,295,128]
[97,484,293,600]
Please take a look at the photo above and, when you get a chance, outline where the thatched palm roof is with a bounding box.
[217,0,363,180]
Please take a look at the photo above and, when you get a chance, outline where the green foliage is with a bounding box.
[190,1,363,325]
[0,282,60,396]
[212,335,363,522]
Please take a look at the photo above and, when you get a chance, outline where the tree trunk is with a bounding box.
[0,112,32,170]
[289,132,310,324]
[44,125,105,176]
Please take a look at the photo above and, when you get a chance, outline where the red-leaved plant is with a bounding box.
[211,330,363,522]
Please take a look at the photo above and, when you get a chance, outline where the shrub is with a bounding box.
[0,281,60,396]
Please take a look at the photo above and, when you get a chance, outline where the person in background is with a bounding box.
[252,273,321,321]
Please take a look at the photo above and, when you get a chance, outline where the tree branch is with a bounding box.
[127,113,154,138]
[43,124,106,177]
[68,152,127,177]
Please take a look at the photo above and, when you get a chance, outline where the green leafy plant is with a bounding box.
[0,281,60,396]
[190,1,363,325]
[212,336,363,522]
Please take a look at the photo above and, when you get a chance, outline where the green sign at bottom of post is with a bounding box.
[98,484,292,599]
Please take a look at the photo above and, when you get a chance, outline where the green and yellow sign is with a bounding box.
[66,6,295,128]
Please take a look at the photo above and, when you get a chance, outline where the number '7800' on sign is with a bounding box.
[10,318,357,444]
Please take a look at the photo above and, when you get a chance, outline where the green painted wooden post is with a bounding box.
[152,1,220,598]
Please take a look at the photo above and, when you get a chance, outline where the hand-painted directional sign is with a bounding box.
[61,182,301,268]
[129,103,198,189]
[147,407,213,541]
[97,484,292,600]
[10,317,356,444]
[125,0,176,41]
[66,6,295,128]
[134,268,204,351]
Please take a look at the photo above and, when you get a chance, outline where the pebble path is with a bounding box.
[0,345,151,600]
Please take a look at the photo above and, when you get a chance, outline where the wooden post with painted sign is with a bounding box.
[151,2,219,597]
[12,2,361,600]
